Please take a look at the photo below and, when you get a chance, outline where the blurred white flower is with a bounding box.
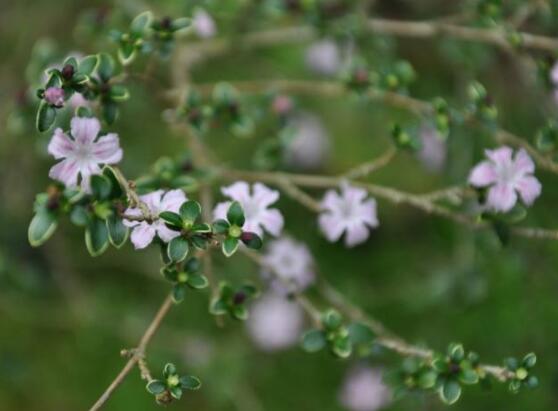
[247,293,304,351]
[193,8,217,39]
[284,113,331,170]
[417,125,446,172]
[262,236,315,294]
[305,39,341,76]
[339,366,391,411]
[68,92,90,110]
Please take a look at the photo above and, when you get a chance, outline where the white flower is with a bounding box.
[305,39,341,76]
[262,236,315,294]
[284,113,331,170]
[339,366,391,411]
[48,116,122,192]
[213,182,284,237]
[468,146,542,212]
[123,189,186,249]
[319,183,379,247]
[247,293,304,351]
[193,8,216,39]
[418,125,446,172]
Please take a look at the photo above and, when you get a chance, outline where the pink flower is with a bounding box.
[193,8,216,39]
[319,183,379,247]
[262,236,315,294]
[339,366,391,411]
[418,125,446,172]
[271,95,294,116]
[213,182,284,237]
[305,39,341,76]
[468,146,542,212]
[68,92,90,110]
[285,113,331,170]
[48,116,122,192]
[123,189,187,249]
[44,87,65,107]
[247,293,304,351]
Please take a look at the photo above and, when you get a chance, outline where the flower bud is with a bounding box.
[61,64,75,80]
[44,87,65,107]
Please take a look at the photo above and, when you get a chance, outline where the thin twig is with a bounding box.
[343,146,398,180]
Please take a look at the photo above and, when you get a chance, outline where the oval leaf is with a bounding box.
[167,236,189,263]
[28,211,58,246]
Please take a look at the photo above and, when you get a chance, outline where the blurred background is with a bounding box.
[1,0,558,410]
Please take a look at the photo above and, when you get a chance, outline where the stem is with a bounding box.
[88,294,173,411]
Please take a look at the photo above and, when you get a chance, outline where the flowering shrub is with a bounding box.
[12,1,558,410]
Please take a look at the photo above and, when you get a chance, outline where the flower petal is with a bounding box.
[48,128,75,159]
[468,161,497,187]
[487,183,517,212]
[156,223,181,243]
[49,159,80,188]
[130,223,156,249]
[252,183,280,208]
[513,149,535,176]
[70,116,101,145]
[359,199,379,227]
[516,176,542,206]
[221,181,251,203]
[213,201,231,221]
[258,209,284,237]
[140,190,164,213]
[318,213,346,243]
[485,146,513,165]
[344,223,370,247]
[342,184,367,205]
[321,189,341,212]
[92,133,123,164]
[160,189,187,213]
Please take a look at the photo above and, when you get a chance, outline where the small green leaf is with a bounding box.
[210,298,228,315]
[322,309,343,330]
[70,205,90,227]
[169,386,182,400]
[180,375,201,390]
[240,232,262,249]
[418,369,438,389]
[184,257,201,273]
[227,201,245,227]
[448,343,465,362]
[106,215,129,248]
[192,223,211,233]
[118,44,136,66]
[232,304,248,320]
[222,236,239,257]
[348,322,375,345]
[187,273,209,290]
[146,380,166,395]
[130,11,153,36]
[523,353,537,369]
[97,53,115,82]
[239,284,258,298]
[109,84,130,102]
[172,284,187,303]
[78,55,98,76]
[159,211,183,230]
[301,329,327,353]
[102,101,119,125]
[36,101,57,132]
[331,336,352,358]
[440,380,462,405]
[171,17,191,32]
[90,174,112,200]
[163,363,177,378]
[212,219,230,234]
[85,218,110,256]
[167,236,189,263]
[28,210,58,246]
[179,200,201,223]
[459,368,479,385]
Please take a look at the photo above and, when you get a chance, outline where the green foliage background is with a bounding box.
[1,0,558,410]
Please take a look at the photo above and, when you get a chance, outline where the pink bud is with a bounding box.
[44,87,65,107]
[271,95,293,115]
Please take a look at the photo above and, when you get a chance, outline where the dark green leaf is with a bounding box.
[232,304,248,320]
[180,375,201,390]
[159,211,183,229]
[187,273,209,290]
[109,85,129,102]
[106,215,129,248]
[222,237,239,257]
[163,363,177,377]
[102,101,119,125]
[301,329,327,353]
[171,17,191,31]
[169,386,182,400]
[130,11,153,36]
[179,200,201,223]
[459,367,479,385]
[28,210,57,246]
[418,369,438,389]
[322,309,343,330]
[90,174,112,200]
[240,232,262,249]
[212,219,230,234]
[167,236,189,263]
[146,380,166,395]
[70,206,90,227]
[348,322,375,345]
[226,201,245,227]
[36,101,57,132]
[523,353,537,369]
[209,298,228,315]
[97,53,115,82]
[85,218,110,256]
[440,380,462,405]
[78,55,98,76]
[172,284,187,303]
[331,336,352,358]
[184,257,200,273]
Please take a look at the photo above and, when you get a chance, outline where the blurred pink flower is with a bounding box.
[271,95,294,116]
[247,293,304,351]
[68,92,90,110]
[305,39,341,76]
[193,8,216,39]
[123,189,186,249]
[339,366,391,411]
[48,116,122,192]
[262,236,315,294]
[319,183,379,247]
[418,125,446,172]
[285,113,331,170]
[213,182,284,237]
[468,146,541,212]
[44,87,65,107]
